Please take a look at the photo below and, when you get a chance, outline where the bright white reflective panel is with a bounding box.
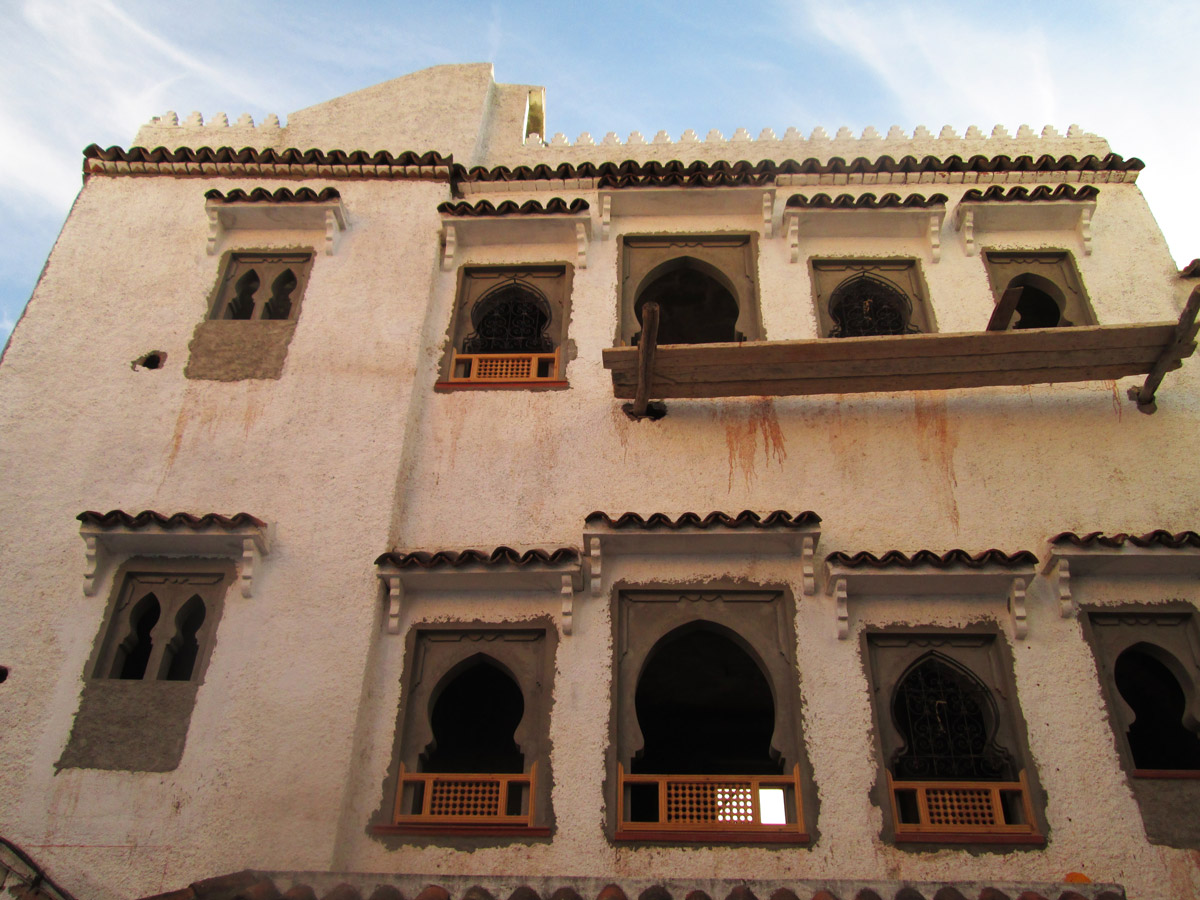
[759,787,787,824]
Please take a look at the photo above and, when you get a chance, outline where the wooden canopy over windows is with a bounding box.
[605,289,1199,416]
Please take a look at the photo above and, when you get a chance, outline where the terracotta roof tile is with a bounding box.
[205,187,341,203]
[1050,529,1200,549]
[959,184,1099,203]
[374,547,580,568]
[77,510,267,530]
[826,548,1039,569]
[437,198,589,216]
[82,145,452,179]
[786,192,948,209]
[585,510,821,530]
[454,154,1143,188]
[137,880,1126,900]
[1180,259,1200,277]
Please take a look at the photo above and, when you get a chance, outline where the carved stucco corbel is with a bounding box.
[560,573,574,635]
[601,196,612,240]
[832,575,849,640]
[575,222,588,270]
[82,533,100,596]
[762,192,774,239]
[787,215,800,264]
[380,573,404,634]
[800,534,816,597]
[1008,576,1028,640]
[960,208,977,256]
[440,224,457,272]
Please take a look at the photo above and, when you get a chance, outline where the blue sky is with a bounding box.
[1,0,1197,349]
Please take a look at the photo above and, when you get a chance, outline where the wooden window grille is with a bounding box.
[616,763,805,836]
[448,350,560,384]
[887,770,1040,840]
[392,762,536,828]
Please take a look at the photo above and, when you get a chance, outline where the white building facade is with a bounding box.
[2,63,1200,900]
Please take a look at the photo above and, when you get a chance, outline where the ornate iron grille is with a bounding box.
[890,654,1014,780]
[828,274,920,338]
[463,283,554,354]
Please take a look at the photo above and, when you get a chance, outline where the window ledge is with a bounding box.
[78,510,271,599]
[893,832,1046,846]
[613,829,809,844]
[1132,769,1200,779]
[371,824,551,838]
[434,380,568,391]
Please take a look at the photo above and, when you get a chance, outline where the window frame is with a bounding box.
[983,249,1097,329]
[435,264,573,390]
[809,258,936,339]
[861,627,1048,848]
[608,587,816,844]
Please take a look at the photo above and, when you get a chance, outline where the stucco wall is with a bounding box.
[2,64,1199,900]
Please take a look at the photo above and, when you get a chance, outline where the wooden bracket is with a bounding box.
[381,573,404,634]
[986,285,1025,331]
[762,192,774,238]
[82,534,100,596]
[601,195,612,240]
[587,535,602,597]
[787,216,800,263]
[576,222,588,269]
[832,576,849,639]
[440,224,457,272]
[560,573,574,635]
[959,208,977,256]
[622,301,664,420]
[1008,577,1028,639]
[206,208,221,256]
[1129,286,1200,412]
[800,534,816,596]
[1078,206,1093,255]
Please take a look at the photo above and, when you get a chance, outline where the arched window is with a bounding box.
[162,595,207,682]
[828,273,920,338]
[890,652,1015,781]
[633,627,779,776]
[633,259,741,345]
[1115,645,1200,771]
[224,270,259,320]
[612,591,811,841]
[423,659,525,774]
[264,269,298,321]
[112,593,161,679]
[462,282,554,354]
[984,252,1096,329]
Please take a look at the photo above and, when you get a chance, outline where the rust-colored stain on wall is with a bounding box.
[721,398,787,491]
[913,395,960,533]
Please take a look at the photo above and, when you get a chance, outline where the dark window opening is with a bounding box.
[634,264,741,345]
[264,269,297,321]
[829,273,919,338]
[163,596,206,682]
[891,652,1015,780]
[1116,647,1200,770]
[225,270,259,320]
[423,660,525,774]
[0,666,8,683]
[113,594,161,680]
[1011,284,1070,329]
[462,283,554,354]
[632,628,780,777]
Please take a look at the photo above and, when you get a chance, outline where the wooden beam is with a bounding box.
[623,301,660,419]
[1131,286,1200,411]
[986,285,1024,331]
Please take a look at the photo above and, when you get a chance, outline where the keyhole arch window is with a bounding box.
[462,282,555,354]
[828,272,920,338]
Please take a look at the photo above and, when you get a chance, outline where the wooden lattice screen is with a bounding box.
[392,762,536,828]
[449,351,559,384]
[887,770,1040,839]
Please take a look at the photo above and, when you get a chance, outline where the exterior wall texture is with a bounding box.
[2,63,1199,900]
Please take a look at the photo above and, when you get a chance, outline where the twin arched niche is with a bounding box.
[889,651,1015,781]
[104,586,212,682]
[633,258,743,345]
[462,281,555,354]
[1114,643,1200,771]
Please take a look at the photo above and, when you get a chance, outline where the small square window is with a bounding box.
[185,252,314,381]
[57,559,233,772]
[810,259,935,338]
[983,250,1096,329]
[435,265,572,390]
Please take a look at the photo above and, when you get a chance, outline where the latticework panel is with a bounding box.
[428,779,501,817]
[474,355,533,380]
[924,787,996,826]
[665,782,756,824]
